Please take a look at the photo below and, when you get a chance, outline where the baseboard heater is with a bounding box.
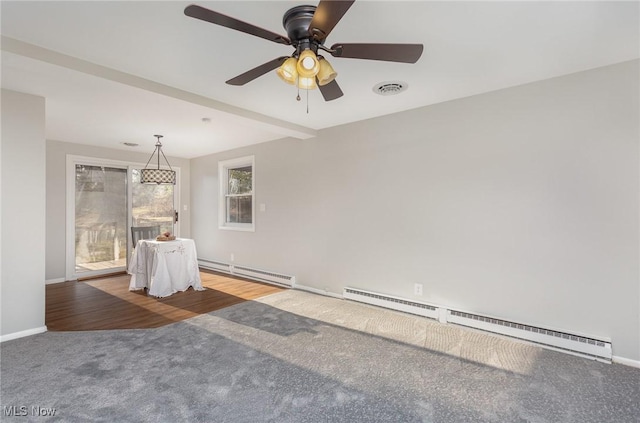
[344,287,440,320]
[198,259,231,273]
[198,259,295,288]
[343,287,612,362]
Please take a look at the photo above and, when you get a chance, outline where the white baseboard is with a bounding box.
[612,355,640,368]
[294,284,343,299]
[1,326,47,342]
[46,277,66,285]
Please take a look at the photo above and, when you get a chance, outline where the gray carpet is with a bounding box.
[1,290,638,422]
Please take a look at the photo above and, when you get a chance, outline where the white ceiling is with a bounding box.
[1,1,638,159]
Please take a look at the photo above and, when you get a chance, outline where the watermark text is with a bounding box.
[3,406,57,417]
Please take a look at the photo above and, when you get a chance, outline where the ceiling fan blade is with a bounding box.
[308,0,355,42]
[226,57,289,86]
[318,79,344,101]
[184,5,290,45]
[330,43,424,63]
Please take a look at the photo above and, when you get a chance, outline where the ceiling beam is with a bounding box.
[1,36,317,140]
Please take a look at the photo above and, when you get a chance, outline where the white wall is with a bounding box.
[191,60,640,361]
[46,140,191,281]
[1,89,46,338]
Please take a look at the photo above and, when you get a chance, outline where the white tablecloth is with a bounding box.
[128,238,204,298]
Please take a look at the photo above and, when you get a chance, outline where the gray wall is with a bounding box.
[191,60,640,361]
[45,140,191,281]
[1,89,46,337]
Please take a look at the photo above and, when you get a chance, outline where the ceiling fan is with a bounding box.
[184,1,423,101]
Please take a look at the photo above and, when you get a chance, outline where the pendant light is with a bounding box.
[140,135,176,185]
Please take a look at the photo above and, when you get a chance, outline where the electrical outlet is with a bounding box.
[230,253,235,262]
[414,283,423,296]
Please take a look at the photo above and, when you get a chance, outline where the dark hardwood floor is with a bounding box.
[46,269,285,331]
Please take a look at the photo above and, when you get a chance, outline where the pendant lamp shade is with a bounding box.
[140,135,176,185]
[140,168,176,185]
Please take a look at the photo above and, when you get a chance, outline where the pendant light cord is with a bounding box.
[143,135,173,171]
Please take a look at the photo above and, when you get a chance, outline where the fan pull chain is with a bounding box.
[294,76,309,114]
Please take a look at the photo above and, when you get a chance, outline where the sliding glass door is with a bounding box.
[66,156,179,280]
[74,164,127,275]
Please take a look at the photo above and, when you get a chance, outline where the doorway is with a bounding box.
[66,156,179,280]
[73,164,127,275]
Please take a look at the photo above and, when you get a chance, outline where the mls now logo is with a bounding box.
[3,406,28,416]
[3,405,57,417]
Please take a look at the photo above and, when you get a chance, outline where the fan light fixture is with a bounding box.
[296,49,320,78]
[298,76,317,90]
[276,57,298,84]
[140,135,176,185]
[317,56,337,86]
[276,49,337,90]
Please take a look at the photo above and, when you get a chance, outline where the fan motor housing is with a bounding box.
[283,5,318,44]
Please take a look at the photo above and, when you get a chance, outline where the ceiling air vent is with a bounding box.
[373,81,408,96]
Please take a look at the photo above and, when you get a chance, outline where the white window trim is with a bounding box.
[219,155,255,232]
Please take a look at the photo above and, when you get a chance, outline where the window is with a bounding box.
[219,156,254,231]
